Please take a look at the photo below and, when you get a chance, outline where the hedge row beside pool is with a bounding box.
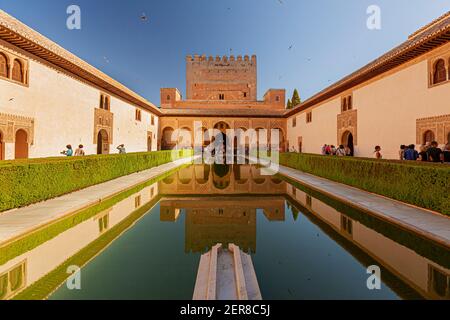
[277,152,450,215]
[0,150,193,212]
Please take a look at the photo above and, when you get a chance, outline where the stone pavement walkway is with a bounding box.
[275,163,450,248]
[0,157,193,247]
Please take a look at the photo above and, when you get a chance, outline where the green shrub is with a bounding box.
[0,150,193,212]
[278,153,450,215]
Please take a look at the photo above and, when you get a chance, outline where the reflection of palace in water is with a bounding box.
[0,183,159,300]
[159,164,287,253]
[1,164,449,300]
[159,164,286,195]
[286,184,450,300]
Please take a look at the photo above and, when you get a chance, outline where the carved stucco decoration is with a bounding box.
[0,112,34,144]
[337,109,358,146]
[93,108,114,144]
[416,114,450,144]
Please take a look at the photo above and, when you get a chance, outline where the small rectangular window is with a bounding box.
[306,112,312,123]
[243,92,247,98]
[292,117,297,127]
[151,115,155,125]
[219,94,225,100]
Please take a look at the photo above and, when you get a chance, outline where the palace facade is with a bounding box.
[286,12,450,159]
[0,10,160,160]
[0,9,449,161]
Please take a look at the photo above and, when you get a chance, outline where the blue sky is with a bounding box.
[1,0,449,105]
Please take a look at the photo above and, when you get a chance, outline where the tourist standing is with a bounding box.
[330,145,337,156]
[399,145,406,160]
[74,144,85,156]
[443,144,450,164]
[345,146,352,156]
[404,144,419,161]
[427,141,443,163]
[117,144,126,154]
[321,144,328,155]
[374,146,382,159]
[336,145,346,157]
[418,145,428,162]
[61,145,73,157]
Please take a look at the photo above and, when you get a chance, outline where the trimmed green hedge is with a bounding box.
[278,153,450,215]
[0,150,192,212]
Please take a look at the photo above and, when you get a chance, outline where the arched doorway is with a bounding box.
[213,122,230,154]
[161,127,175,150]
[272,128,285,152]
[423,130,435,144]
[255,128,266,154]
[15,129,28,159]
[179,127,193,149]
[97,129,109,155]
[147,135,152,152]
[342,131,354,156]
[0,130,4,160]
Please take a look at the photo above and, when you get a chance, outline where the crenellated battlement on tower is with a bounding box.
[185,54,257,65]
[186,54,257,101]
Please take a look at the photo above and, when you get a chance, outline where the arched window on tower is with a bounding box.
[12,59,24,83]
[0,53,8,78]
[433,59,446,84]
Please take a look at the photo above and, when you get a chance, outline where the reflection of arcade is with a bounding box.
[0,183,159,300]
[286,184,450,300]
[0,261,26,300]
[159,164,286,195]
[160,197,285,254]
[159,164,287,253]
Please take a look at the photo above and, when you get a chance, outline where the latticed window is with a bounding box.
[433,59,447,84]
[0,53,8,78]
[12,59,24,83]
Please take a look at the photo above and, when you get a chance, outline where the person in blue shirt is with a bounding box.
[404,144,419,161]
[61,145,73,157]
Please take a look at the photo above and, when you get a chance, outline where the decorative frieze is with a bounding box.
[416,114,450,145]
[93,108,113,144]
[0,112,34,144]
[337,109,357,146]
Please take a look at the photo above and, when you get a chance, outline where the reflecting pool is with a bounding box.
[0,164,449,300]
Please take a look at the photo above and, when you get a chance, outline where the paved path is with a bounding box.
[275,163,450,248]
[0,157,193,247]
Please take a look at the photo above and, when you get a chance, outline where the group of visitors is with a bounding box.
[61,144,127,157]
[321,144,352,157]
[61,144,85,157]
[398,142,450,163]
